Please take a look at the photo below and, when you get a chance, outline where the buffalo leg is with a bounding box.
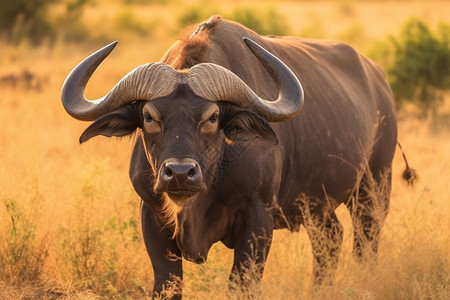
[301,204,343,285]
[229,203,273,293]
[141,203,183,299]
[347,172,391,261]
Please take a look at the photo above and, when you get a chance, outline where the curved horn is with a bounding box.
[186,37,304,122]
[61,41,179,121]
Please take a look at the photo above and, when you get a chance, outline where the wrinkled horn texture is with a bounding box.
[113,63,179,101]
[187,63,255,103]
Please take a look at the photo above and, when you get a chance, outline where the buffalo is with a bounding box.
[62,16,412,298]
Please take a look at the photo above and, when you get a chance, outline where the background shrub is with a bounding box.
[0,197,48,284]
[0,0,91,44]
[227,7,291,36]
[0,0,56,44]
[387,18,450,112]
[178,5,216,29]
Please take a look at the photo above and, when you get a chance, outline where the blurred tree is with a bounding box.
[0,0,91,44]
[56,0,91,42]
[178,6,213,29]
[229,7,291,36]
[0,0,56,43]
[388,18,450,113]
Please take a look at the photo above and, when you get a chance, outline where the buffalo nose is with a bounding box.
[159,158,205,193]
[161,161,200,182]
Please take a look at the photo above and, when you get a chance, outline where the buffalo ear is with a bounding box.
[221,110,278,144]
[79,104,141,143]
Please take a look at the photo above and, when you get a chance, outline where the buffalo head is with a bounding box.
[61,38,304,240]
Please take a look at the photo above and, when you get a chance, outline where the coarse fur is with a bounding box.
[161,19,214,69]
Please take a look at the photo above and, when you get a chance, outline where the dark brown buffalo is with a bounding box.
[62,16,407,298]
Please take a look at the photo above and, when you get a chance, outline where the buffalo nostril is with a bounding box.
[188,167,197,178]
[162,165,173,179]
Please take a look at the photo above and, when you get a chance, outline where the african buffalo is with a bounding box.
[62,16,410,298]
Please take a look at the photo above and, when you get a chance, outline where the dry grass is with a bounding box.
[0,0,449,299]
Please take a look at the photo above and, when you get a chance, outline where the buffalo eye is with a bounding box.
[144,113,153,123]
[209,114,218,124]
[200,104,219,135]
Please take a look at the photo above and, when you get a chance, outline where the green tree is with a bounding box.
[0,0,56,43]
[0,0,91,44]
[388,18,450,113]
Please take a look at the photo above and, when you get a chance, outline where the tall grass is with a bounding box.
[0,195,48,284]
[0,0,449,299]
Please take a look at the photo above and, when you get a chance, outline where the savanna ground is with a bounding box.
[0,0,449,299]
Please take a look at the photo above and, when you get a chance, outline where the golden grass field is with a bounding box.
[0,0,449,299]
